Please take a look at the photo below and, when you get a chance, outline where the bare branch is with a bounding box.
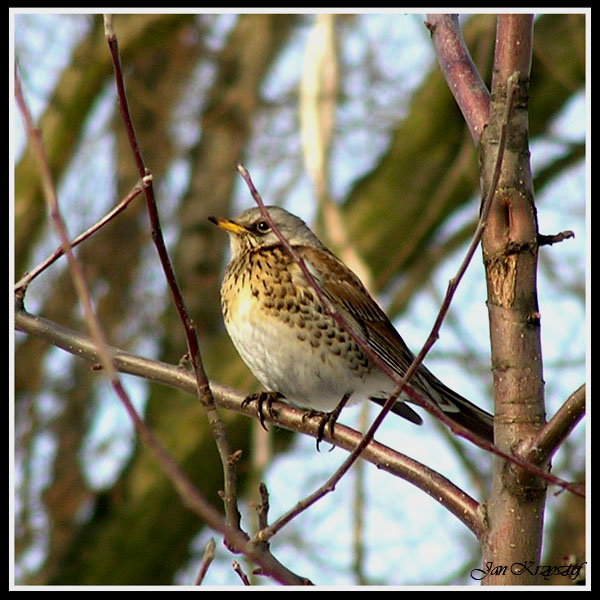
[525,384,585,464]
[425,14,490,142]
[194,538,216,585]
[15,63,117,385]
[14,307,484,535]
[15,60,248,578]
[538,230,575,246]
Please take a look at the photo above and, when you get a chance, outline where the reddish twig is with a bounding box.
[103,18,202,380]
[102,16,313,584]
[102,14,243,532]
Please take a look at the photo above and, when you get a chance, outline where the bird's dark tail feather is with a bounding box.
[443,394,494,443]
[370,397,423,426]
[426,375,495,443]
[371,387,494,443]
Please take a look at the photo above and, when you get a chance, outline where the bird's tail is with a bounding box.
[417,367,494,443]
[371,369,494,443]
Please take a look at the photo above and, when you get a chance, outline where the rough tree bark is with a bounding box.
[478,15,547,585]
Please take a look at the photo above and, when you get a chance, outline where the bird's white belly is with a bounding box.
[224,288,366,411]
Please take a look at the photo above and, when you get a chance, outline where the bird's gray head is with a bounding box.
[209,206,325,257]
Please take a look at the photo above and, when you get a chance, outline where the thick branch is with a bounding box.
[15,306,484,538]
[425,14,490,142]
[491,14,534,91]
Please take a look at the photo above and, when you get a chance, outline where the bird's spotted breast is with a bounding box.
[220,245,372,408]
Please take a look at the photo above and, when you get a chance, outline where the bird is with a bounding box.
[209,205,494,444]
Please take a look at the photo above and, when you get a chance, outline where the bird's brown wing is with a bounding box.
[296,245,420,380]
[296,245,494,442]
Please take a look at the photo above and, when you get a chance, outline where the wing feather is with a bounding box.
[295,245,494,442]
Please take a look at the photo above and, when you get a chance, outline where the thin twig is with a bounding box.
[194,538,216,585]
[103,15,243,534]
[255,483,271,532]
[232,561,251,585]
[101,17,313,584]
[538,230,575,246]
[15,178,147,292]
[15,63,118,385]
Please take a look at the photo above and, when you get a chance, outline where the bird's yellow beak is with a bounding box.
[208,215,247,235]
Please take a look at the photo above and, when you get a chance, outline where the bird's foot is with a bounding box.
[242,391,282,431]
[302,393,351,451]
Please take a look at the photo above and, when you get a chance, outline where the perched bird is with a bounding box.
[209,206,494,443]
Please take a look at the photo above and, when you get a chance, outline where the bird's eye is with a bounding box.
[255,221,271,234]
